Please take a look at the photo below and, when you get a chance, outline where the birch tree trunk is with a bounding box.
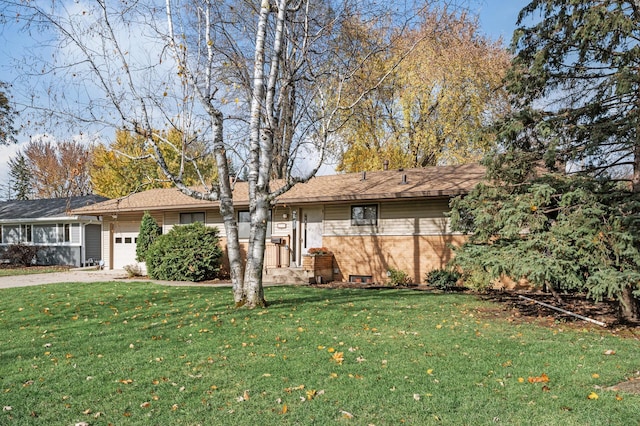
[9,0,422,309]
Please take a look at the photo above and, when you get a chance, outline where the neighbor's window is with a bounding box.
[180,212,205,224]
[20,224,32,243]
[351,205,378,226]
[2,225,19,244]
[33,225,56,244]
[238,210,272,239]
[57,223,71,243]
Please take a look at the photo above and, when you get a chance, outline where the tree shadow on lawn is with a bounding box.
[263,285,457,311]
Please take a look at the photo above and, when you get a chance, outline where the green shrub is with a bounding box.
[146,222,223,282]
[387,268,412,286]
[425,268,462,290]
[136,211,162,262]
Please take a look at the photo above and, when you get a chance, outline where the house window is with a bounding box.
[20,225,32,243]
[33,225,56,244]
[238,210,272,239]
[180,212,205,224]
[351,205,378,226]
[57,223,71,243]
[2,225,19,244]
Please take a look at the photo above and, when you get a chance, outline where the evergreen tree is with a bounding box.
[0,82,17,145]
[8,153,31,200]
[450,0,640,323]
[450,156,640,323]
[136,211,162,262]
[505,0,640,184]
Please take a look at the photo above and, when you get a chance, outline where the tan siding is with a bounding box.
[163,211,180,232]
[324,199,452,237]
[380,199,451,235]
[271,207,292,238]
[323,205,351,235]
[205,210,225,237]
[324,234,467,284]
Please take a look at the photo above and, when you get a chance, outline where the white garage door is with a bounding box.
[113,223,140,269]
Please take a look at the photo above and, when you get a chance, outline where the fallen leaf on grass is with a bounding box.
[413,394,421,401]
[587,392,598,400]
[284,384,305,393]
[280,404,287,414]
[140,402,151,408]
[603,350,616,355]
[340,410,354,419]
[528,373,549,383]
[119,379,133,385]
[331,351,344,365]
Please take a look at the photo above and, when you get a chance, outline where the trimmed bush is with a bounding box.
[136,211,162,262]
[425,268,462,290]
[146,222,223,282]
[387,267,412,286]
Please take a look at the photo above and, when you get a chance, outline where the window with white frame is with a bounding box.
[351,204,378,226]
[57,223,72,243]
[33,225,56,244]
[3,225,18,244]
[21,224,32,243]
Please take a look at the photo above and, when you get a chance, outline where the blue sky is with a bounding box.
[0,0,532,194]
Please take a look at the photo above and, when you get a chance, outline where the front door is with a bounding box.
[300,207,323,259]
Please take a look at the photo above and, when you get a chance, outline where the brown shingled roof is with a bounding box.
[72,164,485,215]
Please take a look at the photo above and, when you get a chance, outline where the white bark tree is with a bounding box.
[3,0,434,308]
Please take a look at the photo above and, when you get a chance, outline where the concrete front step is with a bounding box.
[263,267,311,285]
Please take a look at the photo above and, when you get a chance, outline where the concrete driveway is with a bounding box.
[0,268,229,289]
[0,268,128,289]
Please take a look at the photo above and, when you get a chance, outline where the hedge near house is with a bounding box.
[136,211,162,262]
[146,222,223,282]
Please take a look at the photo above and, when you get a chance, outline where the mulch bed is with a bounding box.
[313,282,639,332]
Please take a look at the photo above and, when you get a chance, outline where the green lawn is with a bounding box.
[0,283,638,425]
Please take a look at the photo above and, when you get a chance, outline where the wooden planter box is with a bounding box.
[302,253,334,284]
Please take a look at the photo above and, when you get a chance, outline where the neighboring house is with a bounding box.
[71,164,485,283]
[0,195,108,267]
